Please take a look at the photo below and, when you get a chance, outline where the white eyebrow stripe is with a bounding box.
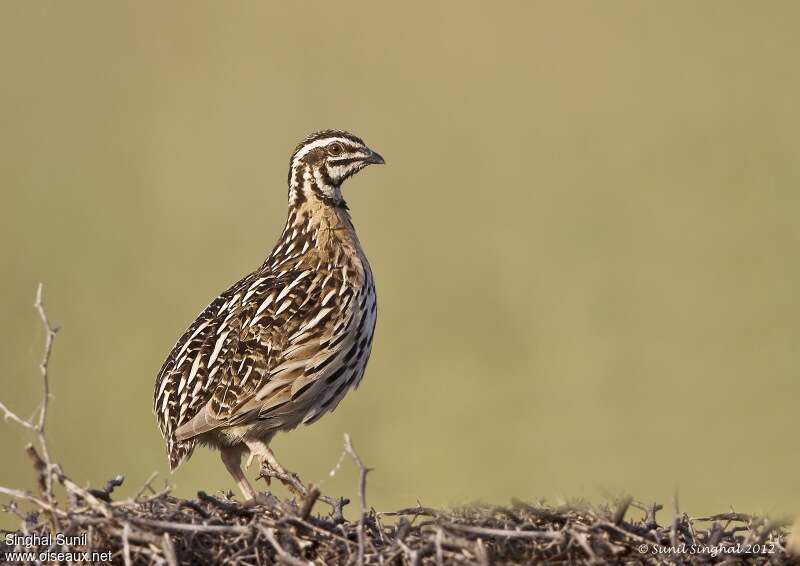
[292,137,356,162]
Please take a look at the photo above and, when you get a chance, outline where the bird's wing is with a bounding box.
[165,258,369,445]
[167,267,329,436]
[223,264,372,430]
[153,273,252,457]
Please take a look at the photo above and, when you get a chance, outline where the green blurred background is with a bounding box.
[1,2,798,528]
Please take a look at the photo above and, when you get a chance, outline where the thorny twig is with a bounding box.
[0,284,61,530]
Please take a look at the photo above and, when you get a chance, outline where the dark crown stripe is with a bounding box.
[290,129,365,161]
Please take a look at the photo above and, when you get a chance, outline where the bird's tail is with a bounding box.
[167,437,195,472]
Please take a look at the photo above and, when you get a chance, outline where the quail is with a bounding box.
[153,130,383,499]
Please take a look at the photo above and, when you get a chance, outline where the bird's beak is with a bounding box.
[364,150,385,165]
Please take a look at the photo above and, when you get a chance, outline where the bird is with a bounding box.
[153,130,384,499]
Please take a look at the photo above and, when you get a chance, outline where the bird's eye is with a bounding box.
[328,143,343,156]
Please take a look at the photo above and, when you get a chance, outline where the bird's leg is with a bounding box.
[220,446,256,501]
[243,439,272,486]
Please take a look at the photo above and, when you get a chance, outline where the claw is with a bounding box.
[256,463,272,486]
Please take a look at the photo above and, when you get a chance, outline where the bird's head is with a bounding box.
[288,130,384,207]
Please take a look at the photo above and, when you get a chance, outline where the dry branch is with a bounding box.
[343,433,371,565]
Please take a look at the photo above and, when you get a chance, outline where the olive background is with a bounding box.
[1,2,798,528]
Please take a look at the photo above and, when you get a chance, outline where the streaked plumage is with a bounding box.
[153,130,384,498]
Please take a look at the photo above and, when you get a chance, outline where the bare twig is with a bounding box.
[0,285,62,530]
[128,517,253,535]
[0,400,38,431]
[132,472,158,501]
[260,526,312,566]
[692,512,754,522]
[571,529,598,563]
[197,490,255,516]
[88,474,125,502]
[32,285,59,518]
[25,443,48,493]
[381,506,440,518]
[434,527,444,566]
[0,486,65,516]
[299,486,320,520]
[283,516,358,547]
[670,491,680,549]
[161,533,178,566]
[55,468,112,518]
[121,522,132,566]
[34,283,59,435]
[441,522,564,541]
[343,433,371,566]
[612,495,632,525]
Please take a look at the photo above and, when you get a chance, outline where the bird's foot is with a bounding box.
[256,462,273,486]
[246,452,271,485]
[255,450,308,499]
[256,461,286,488]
